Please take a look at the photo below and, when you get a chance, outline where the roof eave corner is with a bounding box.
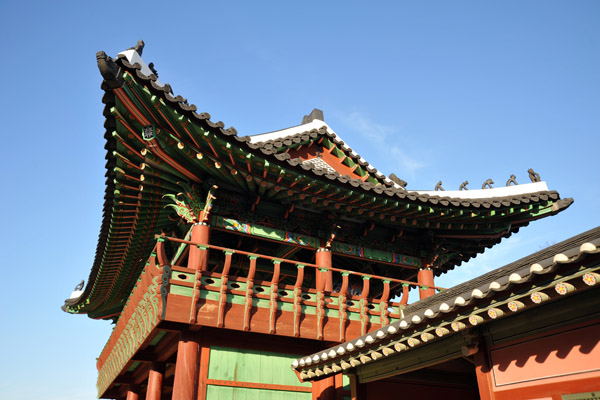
[552,197,574,214]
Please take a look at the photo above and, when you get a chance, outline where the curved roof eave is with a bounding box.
[109,46,572,210]
[62,43,574,318]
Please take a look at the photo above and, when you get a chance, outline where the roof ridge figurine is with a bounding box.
[506,174,518,186]
[529,168,541,183]
[389,173,407,189]
[482,179,494,189]
[127,39,145,56]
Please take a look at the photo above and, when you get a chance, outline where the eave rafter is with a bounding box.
[115,64,568,234]
[129,84,561,236]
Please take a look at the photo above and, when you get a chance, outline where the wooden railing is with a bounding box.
[154,235,444,341]
[96,235,443,396]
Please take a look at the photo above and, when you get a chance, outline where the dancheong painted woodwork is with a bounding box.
[63,41,576,400]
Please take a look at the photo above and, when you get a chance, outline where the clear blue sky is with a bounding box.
[0,1,598,399]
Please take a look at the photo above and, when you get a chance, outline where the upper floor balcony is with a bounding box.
[95,234,444,396]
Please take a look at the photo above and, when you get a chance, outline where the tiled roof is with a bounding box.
[248,120,389,183]
[292,226,600,381]
[63,44,573,318]
[110,50,572,210]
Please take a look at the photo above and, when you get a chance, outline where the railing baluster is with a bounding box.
[188,265,202,324]
[400,283,409,305]
[359,276,371,335]
[338,272,350,342]
[379,280,391,327]
[242,255,258,331]
[293,264,305,337]
[222,251,233,276]
[217,250,234,328]
[156,238,176,322]
[156,237,169,266]
[316,267,329,340]
[269,260,281,334]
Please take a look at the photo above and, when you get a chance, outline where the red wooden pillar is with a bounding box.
[316,248,333,292]
[472,341,495,400]
[172,331,199,400]
[313,376,336,400]
[145,362,165,400]
[188,222,210,271]
[196,343,210,400]
[417,262,436,300]
[334,373,344,400]
[126,385,140,400]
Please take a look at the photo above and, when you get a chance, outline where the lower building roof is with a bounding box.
[292,226,600,381]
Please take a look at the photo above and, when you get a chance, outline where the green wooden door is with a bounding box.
[206,346,312,399]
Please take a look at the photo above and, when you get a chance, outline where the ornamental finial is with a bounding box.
[528,168,541,183]
[127,39,145,56]
[96,51,124,89]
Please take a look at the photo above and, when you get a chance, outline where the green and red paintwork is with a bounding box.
[98,234,395,398]
[95,195,447,397]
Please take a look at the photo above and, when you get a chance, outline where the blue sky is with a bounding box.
[0,1,598,399]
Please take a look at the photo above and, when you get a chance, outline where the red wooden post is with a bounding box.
[417,268,435,299]
[188,223,210,323]
[156,239,169,266]
[472,341,495,400]
[126,385,140,400]
[312,247,339,397]
[172,331,199,400]
[313,376,336,400]
[316,248,333,292]
[417,260,436,300]
[197,344,210,400]
[145,363,165,400]
[188,222,210,271]
[334,373,344,400]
